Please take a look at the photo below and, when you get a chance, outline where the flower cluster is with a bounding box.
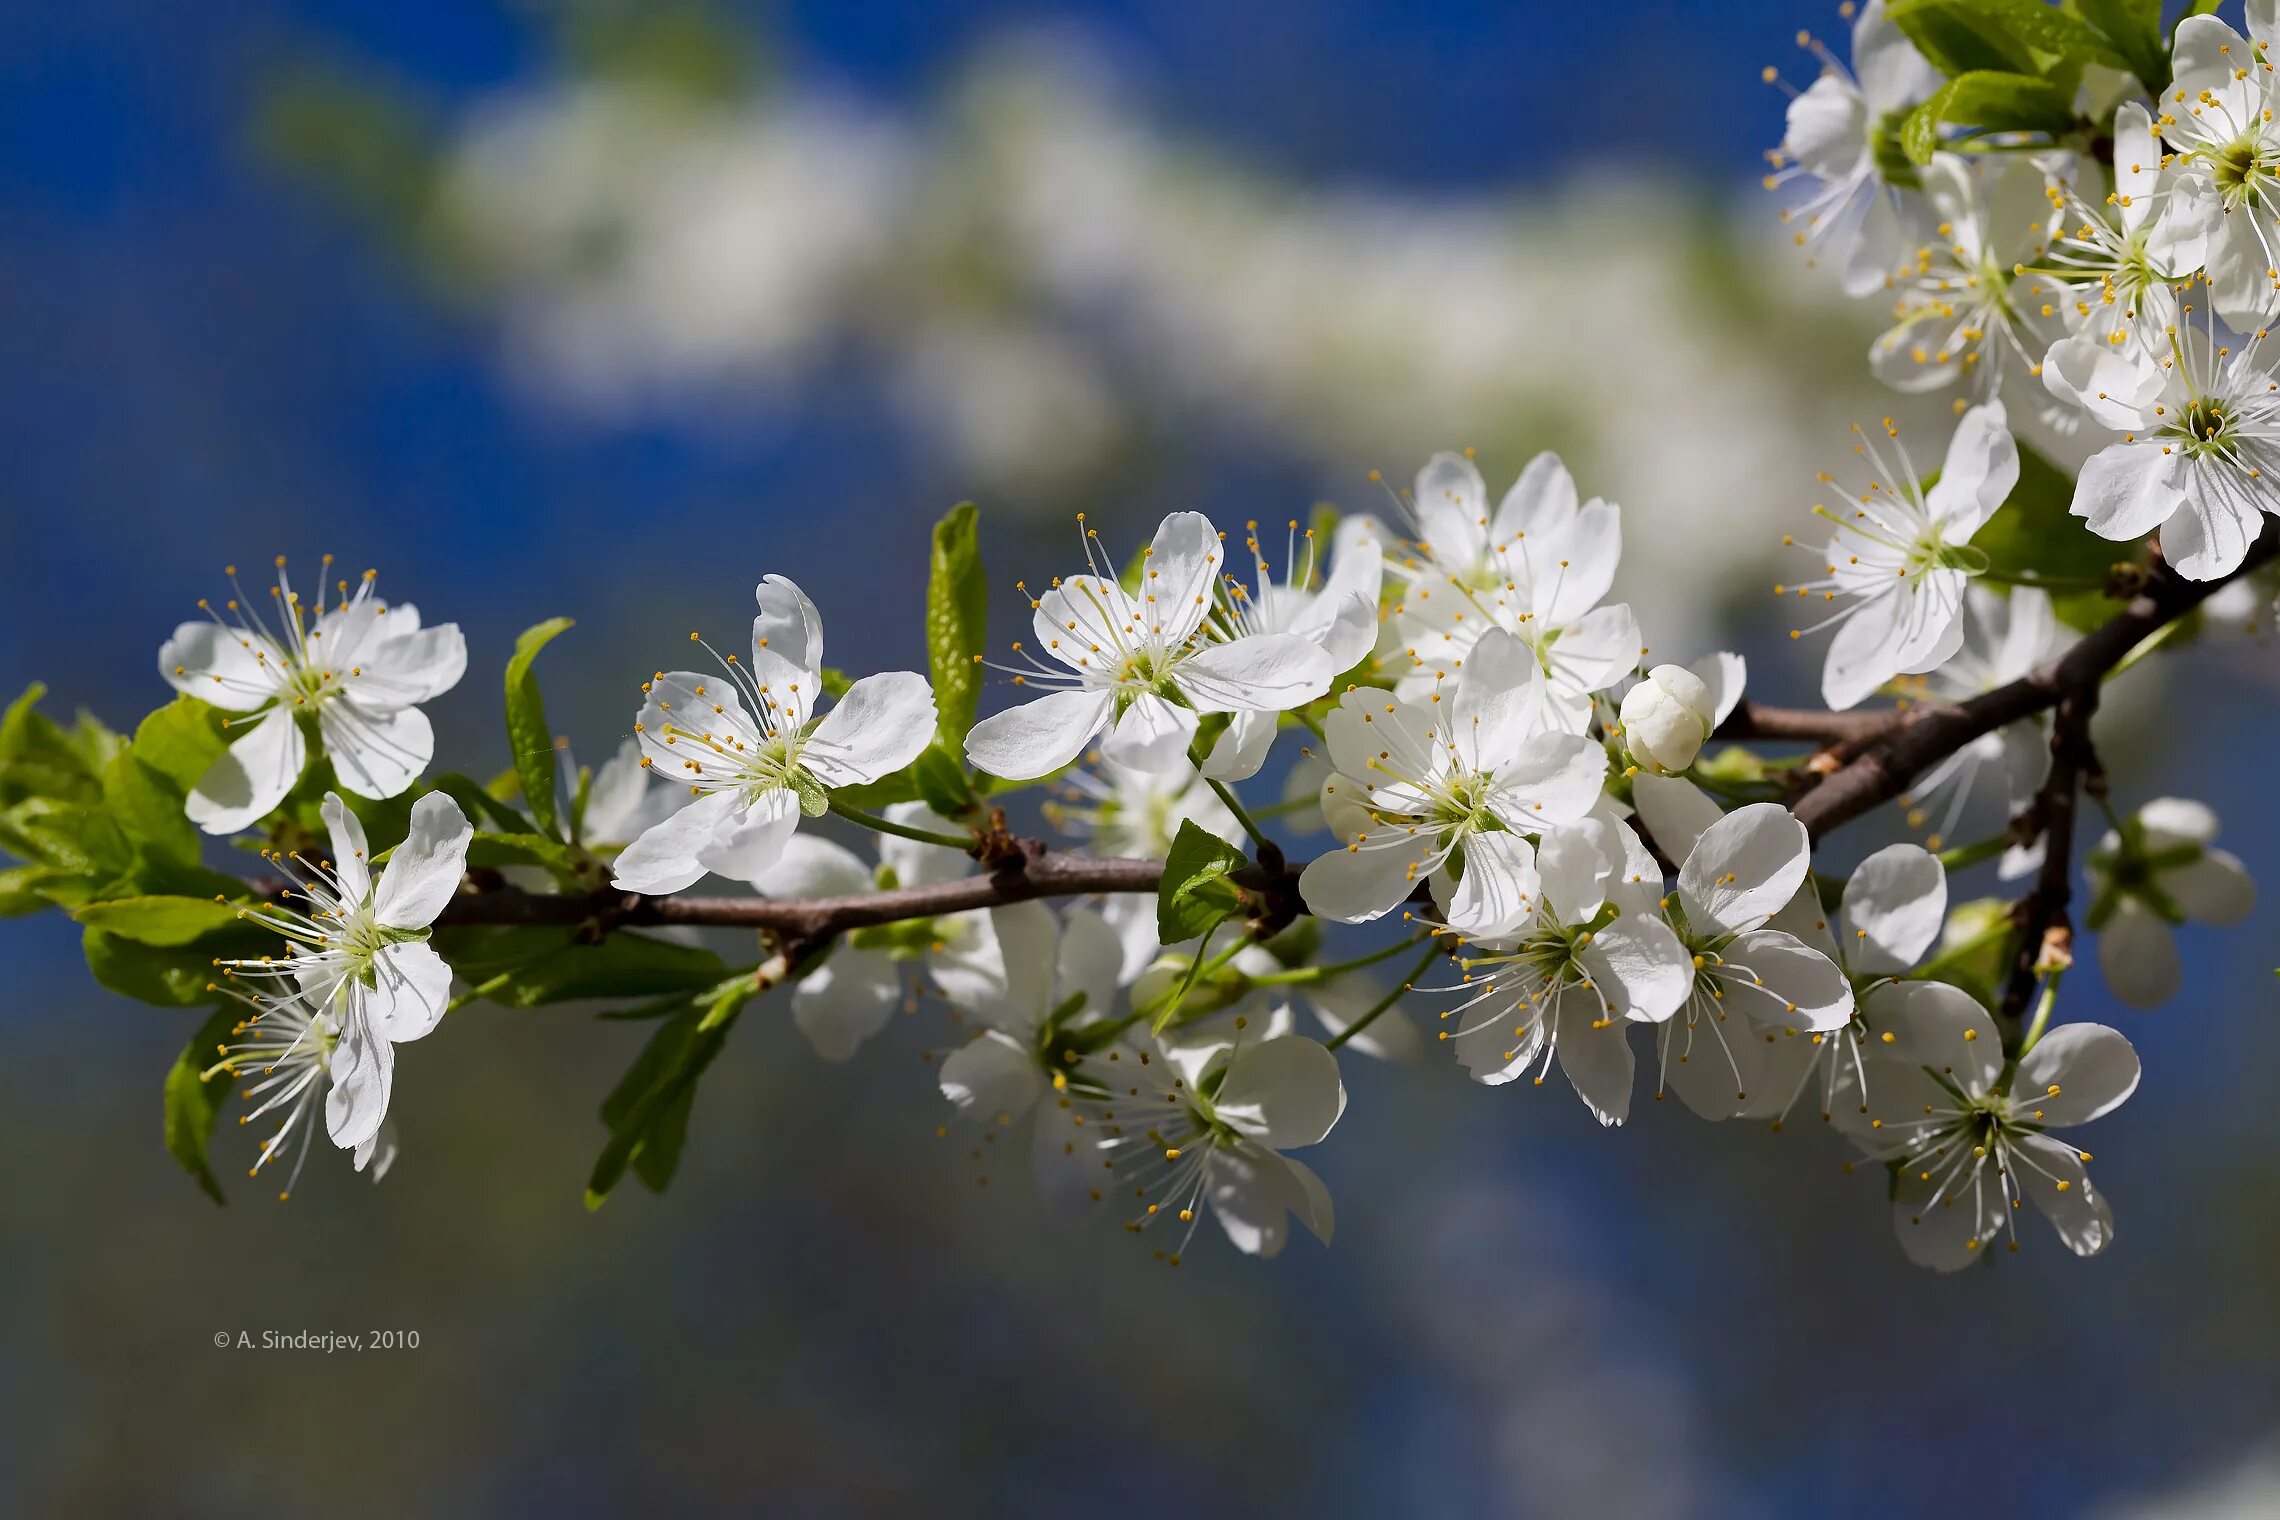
[8,2,2269,1280]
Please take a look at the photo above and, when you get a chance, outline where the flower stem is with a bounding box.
[2017,970,2062,1057]
[1250,932,1426,986]
[1205,777,1272,853]
[1935,834,2008,872]
[828,799,974,852]
[1324,939,1441,1052]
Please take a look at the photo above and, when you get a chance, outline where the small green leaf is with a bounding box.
[130,698,229,796]
[1899,87,1952,165]
[1157,818,1249,945]
[926,502,988,746]
[164,1006,241,1206]
[73,894,247,946]
[1974,441,2139,629]
[1937,70,2077,133]
[102,751,202,872]
[2073,0,2168,94]
[505,618,575,840]
[436,925,732,1006]
[84,925,259,1006]
[912,742,978,821]
[1,684,107,807]
[587,982,748,1206]
[462,830,593,878]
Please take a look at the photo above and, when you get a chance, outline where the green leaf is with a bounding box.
[1157,818,1249,945]
[828,768,923,810]
[1937,70,2078,133]
[1890,0,2118,76]
[1898,87,1952,166]
[792,770,830,818]
[130,698,229,795]
[2070,0,2168,94]
[1,796,133,878]
[435,925,732,1007]
[102,751,202,872]
[587,983,748,1206]
[1,684,106,807]
[424,773,535,835]
[461,830,592,877]
[912,742,979,821]
[926,502,988,746]
[505,617,575,840]
[1974,441,2139,629]
[0,863,76,915]
[84,925,261,1007]
[73,894,247,946]
[164,1006,241,1206]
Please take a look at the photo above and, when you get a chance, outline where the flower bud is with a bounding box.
[1619,664,1714,775]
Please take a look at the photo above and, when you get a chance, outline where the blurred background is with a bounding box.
[4,2,2278,1515]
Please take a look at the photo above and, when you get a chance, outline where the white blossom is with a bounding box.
[2087,796,2257,1006]
[208,993,398,1199]
[1757,841,1950,1124]
[1841,988,2138,1268]
[1299,628,1608,929]
[1388,450,1642,733]
[1867,154,2067,419]
[158,559,466,833]
[1906,584,2069,873]
[1626,785,1854,1119]
[2050,303,2280,581]
[1040,1023,1347,1260]
[1618,664,1715,775]
[1764,0,1942,294]
[1785,403,2019,709]
[215,791,472,1157]
[965,511,1336,778]
[936,901,1129,1211]
[2037,103,2207,378]
[1200,515,1384,782]
[2153,10,2280,328]
[613,575,936,892]
[1445,823,1693,1125]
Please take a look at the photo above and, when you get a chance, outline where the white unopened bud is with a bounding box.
[1619,664,1714,775]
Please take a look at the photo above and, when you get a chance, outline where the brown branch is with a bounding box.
[1789,523,2279,842]
[1713,700,1902,747]
[1993,684,2102,1049]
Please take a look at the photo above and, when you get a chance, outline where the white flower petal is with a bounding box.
[1725,928,1854,1034]
[1214,1035,1346,1149]
[320,791,373,906]
[2016,1022,2140,1127]
[1927,403,2018,542]
[324,1012,394,1152]
[1102,691,1199,772]
[1200,707,1278,782]
[2164,847,2255,925]
[2072,440,2186,543]
[1178,633,1334,713]
[793,949,900,1061]
[2014,1132,2116,1257]
[1843,843,1947,974]
[1677,803,1810,934]
[1555,995,1636,1126]
[804,671,936,787]
[1581,913,1692,1024]
[1631,773,1722,866]
[751,573,825,672]
[158,621,280,709]
[186,707,305,835]
[964,688,1113,779]
[609,788,747,894]
[764,833,874,899]
[372,792,472,929]
[938,1029,1043,1118]
[1413,451,1489,571]
[2097,897,2182,1007]
[1055,905,1126,1024]
[320,699,434,801]
[695,787,801,887]
[1866,980,2002,1094]
[1445,830,1541,939]
[366,940,454,1044]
